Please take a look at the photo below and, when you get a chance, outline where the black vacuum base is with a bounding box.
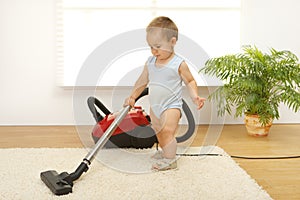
[40,170,73,195]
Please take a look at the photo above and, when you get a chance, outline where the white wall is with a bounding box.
[241,0,300,55]
[0,0,299,125]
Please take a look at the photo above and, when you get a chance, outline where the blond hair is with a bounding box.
[146,16,178,41]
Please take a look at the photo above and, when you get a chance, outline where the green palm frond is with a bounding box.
[200,46,300,126]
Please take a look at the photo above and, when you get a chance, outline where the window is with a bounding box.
[56,0,240,86]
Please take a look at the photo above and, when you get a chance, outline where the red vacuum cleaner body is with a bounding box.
[88,88,195,148]
[92,106,150,138]
[90,104,157,149]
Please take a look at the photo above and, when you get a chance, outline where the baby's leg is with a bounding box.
[151,108,181,159]
[161,137,177,159]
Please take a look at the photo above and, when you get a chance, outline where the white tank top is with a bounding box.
[147,54,184,117]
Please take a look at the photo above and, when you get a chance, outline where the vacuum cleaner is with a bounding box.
[88,88,195,147]
[40,88,195,195]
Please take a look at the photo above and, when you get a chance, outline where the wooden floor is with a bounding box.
[0,124,299,199]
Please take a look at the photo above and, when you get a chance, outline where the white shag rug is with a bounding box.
[0,146,272,200]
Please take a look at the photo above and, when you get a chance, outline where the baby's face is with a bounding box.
[146,29,175,61]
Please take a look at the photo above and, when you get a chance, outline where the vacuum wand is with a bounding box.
[40,105,131,195]
[85,105,131,162]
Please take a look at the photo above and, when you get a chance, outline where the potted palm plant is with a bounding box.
[200,46,300,136]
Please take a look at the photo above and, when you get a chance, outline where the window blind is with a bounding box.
[56,0,240,86]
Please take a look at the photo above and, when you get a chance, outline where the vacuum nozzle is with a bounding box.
[40,161,89,195]
[40,170,73,195]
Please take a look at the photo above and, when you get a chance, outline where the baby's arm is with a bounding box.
[124,65,149,107]
[179,62,206,109]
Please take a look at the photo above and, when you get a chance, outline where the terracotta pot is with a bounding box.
[244,114,273,137]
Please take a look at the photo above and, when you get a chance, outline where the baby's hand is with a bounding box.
[123,96,135,107]
[192,96,206,110]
